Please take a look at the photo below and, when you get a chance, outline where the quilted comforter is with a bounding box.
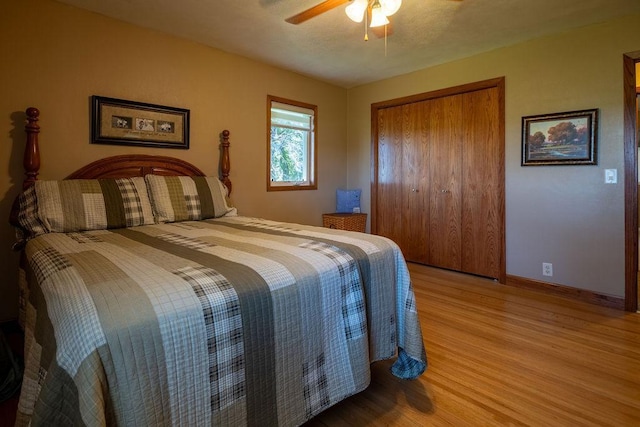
[16,216,426,426]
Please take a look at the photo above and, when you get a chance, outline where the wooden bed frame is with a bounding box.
[10,107,232,250]
[11,111,427,427]
[19,107,232,191]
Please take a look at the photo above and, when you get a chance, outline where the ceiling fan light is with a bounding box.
[380,0,402,16]
[345,0,368,23]
[370,2,390,27]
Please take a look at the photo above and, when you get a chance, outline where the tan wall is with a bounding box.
[0,0,348,321]
[2,1,637,321]
[347,13,640,297]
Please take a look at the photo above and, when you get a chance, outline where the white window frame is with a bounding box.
[267,95,318,191]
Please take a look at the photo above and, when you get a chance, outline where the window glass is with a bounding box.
[267,96,317,191]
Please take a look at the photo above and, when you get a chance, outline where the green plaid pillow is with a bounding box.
[145,175,233,223]
[14,177,155,238]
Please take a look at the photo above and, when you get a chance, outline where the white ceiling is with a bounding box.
[54,0,640,88]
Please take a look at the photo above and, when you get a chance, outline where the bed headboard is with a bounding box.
[19,107,232,193]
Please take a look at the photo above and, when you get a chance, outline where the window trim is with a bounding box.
[267,95,318,191]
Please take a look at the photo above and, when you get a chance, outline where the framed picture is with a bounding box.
[91,96,190,149]
[521,109,598,166]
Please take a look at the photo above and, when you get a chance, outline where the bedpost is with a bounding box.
[10,107,40,243]
[221,129,232,195]
[23,107,41,189]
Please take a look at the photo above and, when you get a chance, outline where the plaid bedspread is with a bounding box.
[16,216,426,426]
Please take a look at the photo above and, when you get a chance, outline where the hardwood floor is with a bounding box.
[2,264,638,426]
[305,263,640,426]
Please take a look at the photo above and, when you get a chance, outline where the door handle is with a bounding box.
[411,188,419,192]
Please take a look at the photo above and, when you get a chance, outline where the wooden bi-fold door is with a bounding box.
[372,78,505,282]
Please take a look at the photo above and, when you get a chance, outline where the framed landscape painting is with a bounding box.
[521,109,598,166]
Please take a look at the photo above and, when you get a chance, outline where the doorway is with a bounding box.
[623,51,640,312]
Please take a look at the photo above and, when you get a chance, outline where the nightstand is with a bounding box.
[322,213,367,232]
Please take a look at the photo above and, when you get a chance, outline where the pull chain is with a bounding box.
[364,12,369,41]
[384,24,387,56]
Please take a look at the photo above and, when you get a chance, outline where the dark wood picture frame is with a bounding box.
[91,96,190,149]
[522,109,598,166]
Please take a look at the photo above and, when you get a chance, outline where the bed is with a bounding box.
[10,107,427,426]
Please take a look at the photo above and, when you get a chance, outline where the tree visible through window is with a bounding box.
[267,95,317,191]
[271,126,306,182]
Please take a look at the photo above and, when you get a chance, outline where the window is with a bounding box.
[267,95,317,191]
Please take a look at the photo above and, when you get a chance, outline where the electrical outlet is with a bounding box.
[542,262,553,277]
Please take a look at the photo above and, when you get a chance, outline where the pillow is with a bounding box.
[14,177,155,238]
[13,185,47,240]
[336,188,361,213]
[145,175,234,223]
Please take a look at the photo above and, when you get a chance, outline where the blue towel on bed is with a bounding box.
[391,347,427,380]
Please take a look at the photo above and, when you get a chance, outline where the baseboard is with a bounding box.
[506,275,625,310]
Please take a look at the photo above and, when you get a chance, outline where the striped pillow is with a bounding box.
[145,175,234,223]
[14,177,155,238]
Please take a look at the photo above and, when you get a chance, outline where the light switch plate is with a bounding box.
[604,169,617,184]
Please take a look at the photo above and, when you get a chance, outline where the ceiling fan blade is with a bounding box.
[285,0,351,24]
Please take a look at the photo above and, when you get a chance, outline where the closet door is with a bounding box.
[427,95,463,270]
[401,102,430,264]
[372,78,505,282]
[461,87,503,278]
[376,106,404,245]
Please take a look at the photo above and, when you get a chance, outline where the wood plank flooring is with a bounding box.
[305,263,640,426]
[2,264,638,426]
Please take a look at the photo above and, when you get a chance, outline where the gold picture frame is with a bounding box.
[522,109,597,166]
[91,96,190,149]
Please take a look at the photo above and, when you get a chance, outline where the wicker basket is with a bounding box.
[322,213,367,232]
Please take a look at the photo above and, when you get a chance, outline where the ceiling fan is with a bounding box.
[285,0,402,40]
[285,0,351,25]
